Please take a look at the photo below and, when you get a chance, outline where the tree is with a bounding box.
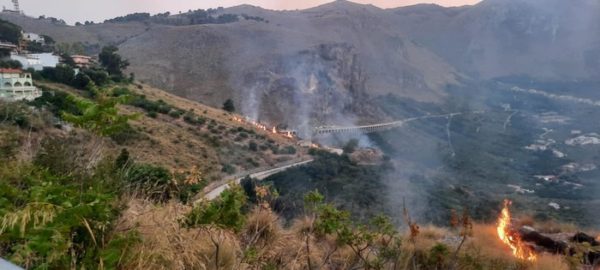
[61,89,137,136]
[222,98,235,113]
[99,45,129,78]
[0,19,22,44]
[54,64,75,84]
[41,35,55,44]
[0,60,22,69]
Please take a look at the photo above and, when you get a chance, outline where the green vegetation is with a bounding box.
[0,154,136,269]
[111,87,188,120]
[99,46,130,81]
[183,184,247,232]
[104,9,268,26]
[302,190,403,269]
[124,164,173,202]
[0,18,22,45]
[0,60,22,69]
[61,89,136,136]
[222,98,235,113]
[262,150,393,220]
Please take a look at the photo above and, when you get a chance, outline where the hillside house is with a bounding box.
[71,55,93,68]
[0,68,41,101]
[9,52,60,70]
[22,32,44,43]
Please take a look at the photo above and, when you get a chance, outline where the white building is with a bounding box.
[10,52,60,71]
[0,68,42,101]
[22,32,45,43]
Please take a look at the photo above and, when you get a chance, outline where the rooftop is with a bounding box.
[0,68,23,74]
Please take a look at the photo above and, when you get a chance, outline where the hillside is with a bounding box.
[2,91,598,269]
[3,0,598,131]
[10,80,304,182]
[1,1,600,268]
[0,3,461,131]
[390,0,600,80]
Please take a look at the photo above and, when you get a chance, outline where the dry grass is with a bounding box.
[242,208,282,247]
[465,224,519,263]
[133,83,293,146]
[116,199,241,270]
[37,82,305,181]
[530,254,569,270]
[112,201,582,270]
[413,225,450,251]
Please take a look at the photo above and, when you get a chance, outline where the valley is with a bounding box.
[0,0,599,268]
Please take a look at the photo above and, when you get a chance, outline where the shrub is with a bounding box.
[61,92,136,136]
[109,124,141,145]
[0,160,135,269]
[115,148,130,169]
[221,163,236,174]
[282,146,297,155]
[72,72,92,89]
[125,164,173,202]
[426,243,451,269]
[183,112,205,125]
[147,111,158,118]
[29,89,81,117]
[183,184,247,232]
[248,141,258,151]
[0,129,19,161]
[0,102,31,128]
[168,109,184,118]
[34,137,79,176]
[82,68,111,87]
[111,87,131,97]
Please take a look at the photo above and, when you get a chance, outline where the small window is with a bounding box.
[14,82,22,87]
[24,82,31,86]
[4,82,11,87]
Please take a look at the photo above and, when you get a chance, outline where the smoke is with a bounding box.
[226,0,600,228]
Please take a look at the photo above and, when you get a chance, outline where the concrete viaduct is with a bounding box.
[312,113,466,135]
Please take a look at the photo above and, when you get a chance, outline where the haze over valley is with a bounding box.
[0,0,599,269]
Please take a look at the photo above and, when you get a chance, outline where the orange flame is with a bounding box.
[497,200,537,261]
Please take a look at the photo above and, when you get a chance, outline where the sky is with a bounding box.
[6,0,481,25]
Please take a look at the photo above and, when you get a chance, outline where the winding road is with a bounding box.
[201,111,484,201]
[200,158,314,201]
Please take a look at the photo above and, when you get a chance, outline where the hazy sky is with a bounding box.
[8,0,480,24]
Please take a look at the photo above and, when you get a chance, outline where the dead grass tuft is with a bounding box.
[242,208,281,246]
[116,199,241,270]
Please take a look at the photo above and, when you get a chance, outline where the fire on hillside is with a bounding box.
[497,199,537,261]
[231,115,297,139]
